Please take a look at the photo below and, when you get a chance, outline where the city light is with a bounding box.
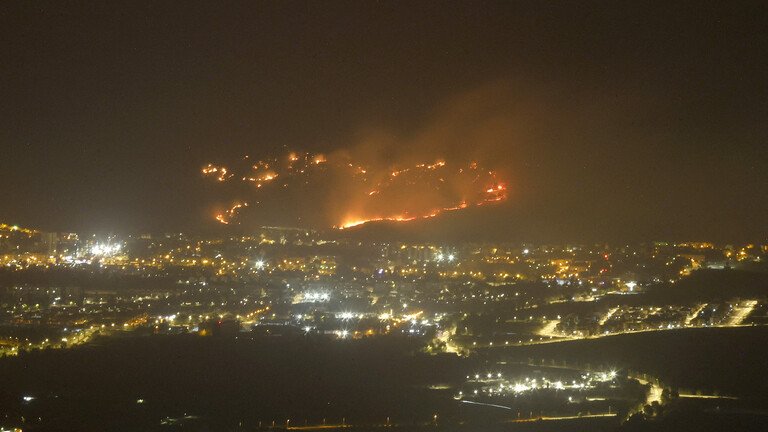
[90,243,122,256]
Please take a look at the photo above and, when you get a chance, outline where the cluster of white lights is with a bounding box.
[596,370,618,381]
[303,292,330,302]
[435,253,456,262]
[464,370,618,398]
[90,243,122,256]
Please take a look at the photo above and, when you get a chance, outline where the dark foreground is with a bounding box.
[1,327,768,431]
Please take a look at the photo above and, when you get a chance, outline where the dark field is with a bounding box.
[0,334,470,431]
[3,327,768,431]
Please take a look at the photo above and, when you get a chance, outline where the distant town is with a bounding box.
[1,222,767,431]
[1,221,765,353]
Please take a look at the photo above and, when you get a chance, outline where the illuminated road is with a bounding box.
[461,400,512,410]
[434,323,460,354]
[685,303,707,325]
[678,394,739,400]
[0,326,100,357]
[0,319,148,358]
[536,320,568,338]
[598,307,619,326]
[460,400,618,425]
[727,300,757,326]
[506,413,617,423]
[466,321,768,350]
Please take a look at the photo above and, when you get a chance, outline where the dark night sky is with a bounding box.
[1,1,766,242]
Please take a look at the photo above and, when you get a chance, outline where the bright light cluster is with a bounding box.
[461,369,620,400]
[303,292,330,303]
[90,243,122,256]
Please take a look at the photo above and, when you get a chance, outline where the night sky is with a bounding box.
[1,1,766,242]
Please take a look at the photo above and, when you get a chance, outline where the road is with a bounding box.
[433,323,460,354]
[727,300,757,326]
[685,303,707,325]
[598,307,619,326]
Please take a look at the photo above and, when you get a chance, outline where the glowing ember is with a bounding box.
[215,202,247,225]
[202,151,507,228]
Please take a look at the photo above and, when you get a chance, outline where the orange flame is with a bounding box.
[203,152,508,228]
